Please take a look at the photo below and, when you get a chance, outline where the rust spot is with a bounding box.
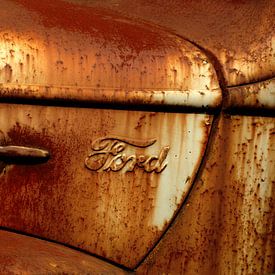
[14,0,172,52]
[3,64,12,83]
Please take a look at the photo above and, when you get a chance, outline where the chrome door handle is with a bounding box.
[0,130,50,174]
[0,145,50,160]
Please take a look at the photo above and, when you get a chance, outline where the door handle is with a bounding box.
[0,130,50,174]
[0,145,50,161]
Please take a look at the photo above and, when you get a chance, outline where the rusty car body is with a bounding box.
[0,0,274,274]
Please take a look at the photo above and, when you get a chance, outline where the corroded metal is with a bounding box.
[80,0,275,87]
[85,136,169,173]
[0,1,219,268]
[137,114,275,274]
[0,84,222,110]
[0,0,274,274]
[0,0,222,110]
[0,131,6,174]
[0,103,212,268]
[0,230,127,274]
[225,77,275,112]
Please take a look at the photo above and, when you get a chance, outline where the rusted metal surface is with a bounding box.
[137,114,275,274]
[0,0,274,274]
[0,0,221,110]
[75,0,275,87]
[0,230,128,274]
[0,103,212,268]
[0,0,222,271]
[0,84,221,111]
[225,77,275,112]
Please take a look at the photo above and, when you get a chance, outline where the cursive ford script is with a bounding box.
[85,137,169,173]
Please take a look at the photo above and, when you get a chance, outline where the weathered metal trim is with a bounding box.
[0,145,49,159]
[225,78,275,113]
[0,84,222,111]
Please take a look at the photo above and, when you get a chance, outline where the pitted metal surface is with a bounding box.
[70,0,275,87]
[137,115,275,274]
[0,103,212,268]
[0,0,274,274]
[0,0,221,110]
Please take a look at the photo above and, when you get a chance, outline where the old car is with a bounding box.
[0,0,274,274]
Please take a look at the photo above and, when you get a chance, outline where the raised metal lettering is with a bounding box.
[85,136,169,173]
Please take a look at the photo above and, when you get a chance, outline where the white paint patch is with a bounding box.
[150,114,207,229]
